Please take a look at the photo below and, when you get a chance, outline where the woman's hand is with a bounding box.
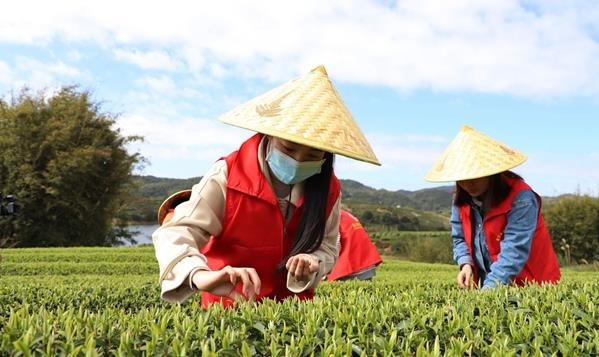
[457,264,474,289]
[191,266,261,300]
[286,254,319,281]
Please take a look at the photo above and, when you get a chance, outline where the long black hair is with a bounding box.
[453,171,522,210]
[278,152,335,269]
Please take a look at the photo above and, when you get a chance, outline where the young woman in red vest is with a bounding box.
[326,209,382,281]
[425,126,560,290]
[153,66,380,307]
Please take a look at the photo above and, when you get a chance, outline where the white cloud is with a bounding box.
[116,112,255,177]
[366,133,448,167]
[514,153,599,196]
[2,57,83,91]
[117,113,249,150]
[383,133,448,144]
[333,131,448,191]
[67,50,83,62]
[0,61,14,85]
[114,49,180,71]
[16,58,81,77]
[1,0,597,97]
[136,75,176,94]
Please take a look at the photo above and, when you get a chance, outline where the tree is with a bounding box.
[381,212,399,229]
[360,210,374,224]
[0,87,143,246]
[544,195,599,264]
[398,215,420,231]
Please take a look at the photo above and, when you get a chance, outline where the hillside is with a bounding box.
[125,175,453,231]
[121,175,198,223]
[340,179,453,211]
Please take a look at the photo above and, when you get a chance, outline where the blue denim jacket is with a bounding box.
[451,190,539,289]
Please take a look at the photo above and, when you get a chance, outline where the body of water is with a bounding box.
[124,225,159,246]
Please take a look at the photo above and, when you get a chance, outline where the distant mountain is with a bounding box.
[123,175,202,223]
[125,175,563,232]
[340,179,454,212]
[133,175,201,199]
[126,175,454,230]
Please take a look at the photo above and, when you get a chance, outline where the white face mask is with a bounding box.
[266,147,325,185]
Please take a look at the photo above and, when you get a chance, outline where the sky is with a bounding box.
[1,0,598,197]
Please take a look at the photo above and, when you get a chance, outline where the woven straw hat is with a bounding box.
[157,189,192,225]
[219,66,380,165]
[425,125,527,182]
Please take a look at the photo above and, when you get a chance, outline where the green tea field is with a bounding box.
[0,247,597,356]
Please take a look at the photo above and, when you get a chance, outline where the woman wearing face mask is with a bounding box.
[153,66,380,307]
[425,126,560,290]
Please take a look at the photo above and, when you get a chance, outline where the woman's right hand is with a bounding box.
[191,266,261,300]
[457,264,474,289]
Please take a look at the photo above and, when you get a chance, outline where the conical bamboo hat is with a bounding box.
[219,66,380,165]
[425,125,527,182]
[157,190,192,225]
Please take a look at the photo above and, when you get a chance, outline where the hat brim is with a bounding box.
[219,119,381,165]
[424,156,527,182]
[157,190,192,225]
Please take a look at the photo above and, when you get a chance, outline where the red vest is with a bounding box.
[200,133,341,308]
[327,210,382,281]
[458,176,560,286]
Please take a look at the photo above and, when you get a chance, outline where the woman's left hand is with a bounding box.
[286,254,319,281]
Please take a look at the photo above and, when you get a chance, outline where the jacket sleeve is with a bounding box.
[152,160,227,303]
[287,196,341,292]
[483,190,538,289]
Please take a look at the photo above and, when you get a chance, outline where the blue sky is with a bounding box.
[1,0,598,196]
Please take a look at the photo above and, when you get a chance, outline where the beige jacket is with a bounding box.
[152,137,340,303]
